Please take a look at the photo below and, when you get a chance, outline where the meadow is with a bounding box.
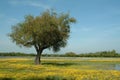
[0,57,120,80]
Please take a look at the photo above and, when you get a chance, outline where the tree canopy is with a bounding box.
[9,10,76,64]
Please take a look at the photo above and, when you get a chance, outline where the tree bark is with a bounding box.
[34,45,43,65]
[35,52,41,65]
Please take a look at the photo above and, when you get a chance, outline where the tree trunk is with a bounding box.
[34,47,43,65]
[35,53,41,65]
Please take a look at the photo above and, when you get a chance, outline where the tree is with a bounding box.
[65,52,77,57]
[9,10,76,64]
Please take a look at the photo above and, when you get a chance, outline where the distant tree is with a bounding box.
[111,49,116,54]
[65,52,77,57]
[9,10,76,64]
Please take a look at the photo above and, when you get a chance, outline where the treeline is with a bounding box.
[77,50,119,57]
[0,52,35,56]
[42,50,120,57]
[0,50,120,57]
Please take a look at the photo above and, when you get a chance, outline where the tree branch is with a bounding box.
[34,44,39,53]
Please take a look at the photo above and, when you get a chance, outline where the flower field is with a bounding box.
[0,57,120,80]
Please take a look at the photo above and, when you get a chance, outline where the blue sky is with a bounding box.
[0,0,120,54]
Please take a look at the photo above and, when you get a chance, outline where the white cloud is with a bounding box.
[0,14,19,25]
[71,26,93,33]
[9,0,50,9]
[0,13,19,27]
[7,18,19,25]
[28,2,50,9]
